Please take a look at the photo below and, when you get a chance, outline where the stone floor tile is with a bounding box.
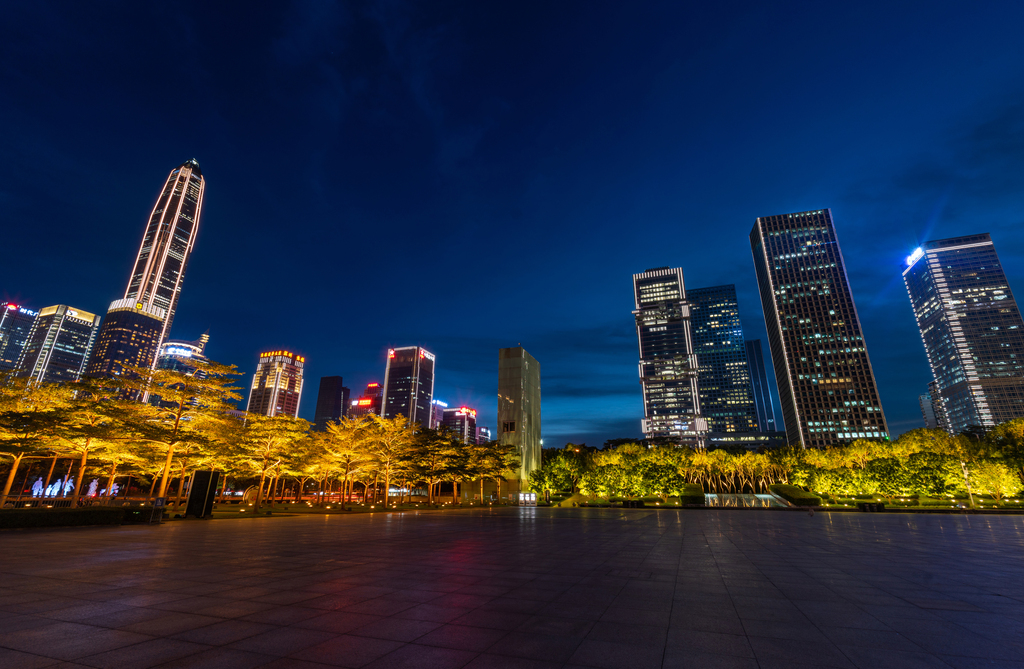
[362,643,477,669]
[349,617,442,642]
[291,634,404,667]
[414,624,508,652]
[662,648,760,669]
[170,620,274,645]
[76,638,209,669]
[568,638,664,669]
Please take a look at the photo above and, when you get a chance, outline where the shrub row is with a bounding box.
[769,484,822,507]
[680,484,705,506]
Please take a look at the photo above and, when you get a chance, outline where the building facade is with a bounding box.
[903,234,1024,433]
[476,426,492,443]
[687,285,759,433]
[632,267,706,443]
[430,399,447,429]
[498,346,542,481]
[745,339,778,432]
[122,159,205,351]
[919,390,939,429]
[381,347,435,427]
[0,303,38,372]
[246,350,305,418]
[750,209,888,447]
[313,376,350,430]
[16,305,101,383]
[442,406,478,444]
[85,299,166,378]
[155,332,210,374]
[349,382,383,418]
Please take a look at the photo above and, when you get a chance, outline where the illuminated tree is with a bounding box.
[322,417,371,509]
[116,361,242,498]
[363,415,416,508]
[0,379,73,505]
[234,414,310,511]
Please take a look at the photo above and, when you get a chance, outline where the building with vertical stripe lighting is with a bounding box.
[119,159,205,358]
[16,305,102,384]
[903,233,1024,433]
[632,267,706,444]
[750,209,887,447]
[247,350,305,418]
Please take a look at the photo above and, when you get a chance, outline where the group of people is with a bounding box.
[29,477,118,498]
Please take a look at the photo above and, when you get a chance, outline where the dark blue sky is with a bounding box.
[3,2,1024,445]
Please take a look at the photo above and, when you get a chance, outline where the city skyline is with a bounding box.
[3,3,1024,445]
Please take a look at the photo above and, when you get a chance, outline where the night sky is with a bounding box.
[3,2,1024,446]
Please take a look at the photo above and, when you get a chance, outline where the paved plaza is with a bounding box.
[1,508,1022,669]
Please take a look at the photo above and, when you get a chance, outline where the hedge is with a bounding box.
[0,506,129,529]
[680,484,705,506]
[769,484,821,507]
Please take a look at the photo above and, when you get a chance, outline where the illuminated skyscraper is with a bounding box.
[16,305,101,383]
[85,300,165,378]
[903,234,1024,433]
[349,382,383,418]
[750,209,888,447]
[430,399,448,429]
[476,426,491,443]
[247,350,305,418]
[0,303,38,372]
[498,346,541,480]
[745,339,778,432]
[313,376,350,430]
[382,347,435,428]
[687,285,758,433]
[442,406,478,444]
[121,158,205,353]
[632,267,705,443]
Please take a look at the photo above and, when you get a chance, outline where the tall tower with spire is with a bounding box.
[88,159,205,377]
[125,158,205,345]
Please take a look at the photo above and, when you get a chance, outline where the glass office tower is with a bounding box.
[382,347,435,427]
[16,305,102,383]
[632,267,706,443]
[123,159,205,351]
[247,350,305,418]
[0,303,38,372]
[498,346,541,480]
[903,234,1024,433]
[313,376,350,430]
[750,209,888,447]
[442,406,478,444]
[687,285,758,432]
[85,300,166,378]
[745,339,778,432]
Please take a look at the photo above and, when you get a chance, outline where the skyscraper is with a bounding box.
[121,159,205,353]
[745,339,778,432]
[349,382,383,418]
[750,209,888,447]
[0,303,38,372]
[903,234,1024,433]
[85,300,165,378]
[16,305,101,383]
[247,350,305,418]
[919,390,939,429]
[687,285,758,433]
[442,406,478,444]
[632,267,706,443]
[476,426,492,443]
[430,399,448,429]
[381,347,435,427]
[498,346,541,481]
[313,376,350,430]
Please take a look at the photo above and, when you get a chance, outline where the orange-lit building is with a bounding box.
[349,382,383,419]
[246,350,305,418]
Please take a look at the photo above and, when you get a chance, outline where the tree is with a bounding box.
[235,414,310,511]
[321,417,370,509]
[0,379,74,505]
[413,427,459,505]
[117,361,242,498]
[362,415,416,508]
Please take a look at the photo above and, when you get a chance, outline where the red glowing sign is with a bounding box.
[368,383,379,387]
[6,304,17,310]
[388,349,395,358]
[457,406,477,418]
[358,399,372,406]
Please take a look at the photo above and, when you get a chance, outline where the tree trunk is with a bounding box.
[219,474,228,504]
[157,444,175,498]
[175,467,187,507]
[42,455,58,498]
[71,440,91,506]
[961,460,976,509]
[383,471,391,508]
[342,469,351,511]
[147,475,157,499]
[479,477,484,503]
[105,462,118,504]
[268,474,279,508]
[370,472,379,505]
[254,469,267,511]
[0,453,25,506]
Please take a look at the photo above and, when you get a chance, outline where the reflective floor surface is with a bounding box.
[1,507,1022,669]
